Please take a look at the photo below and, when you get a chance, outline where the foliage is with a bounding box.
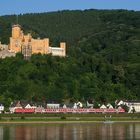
[0,9,139,106]
[121,104,129,112]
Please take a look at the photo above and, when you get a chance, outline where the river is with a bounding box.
[0,122,140,140]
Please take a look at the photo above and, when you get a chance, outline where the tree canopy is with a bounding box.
[0,9,140,107]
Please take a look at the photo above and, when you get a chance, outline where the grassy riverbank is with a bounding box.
[0,113,140,123]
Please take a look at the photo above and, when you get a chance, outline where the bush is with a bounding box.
[21,116,25,120]
[121,105,129,112]
[60,116,66,120]
[10,117,14,120]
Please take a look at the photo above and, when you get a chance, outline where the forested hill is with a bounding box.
[0,9,140,106]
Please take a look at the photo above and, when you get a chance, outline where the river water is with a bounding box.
[0,122,140,140]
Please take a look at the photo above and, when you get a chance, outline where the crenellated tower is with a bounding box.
[12,24,21,39]
[9,24,23,53]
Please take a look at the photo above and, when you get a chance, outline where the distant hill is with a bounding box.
[0,9,139,106]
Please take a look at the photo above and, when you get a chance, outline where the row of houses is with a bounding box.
[9,101,116,112]
[12,100,125,113]
[116,100,140,113]
[0,100,140,113]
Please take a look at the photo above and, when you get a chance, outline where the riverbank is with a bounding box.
[0,114,140,123]
[0,120,140,124]
[0,113,139,123]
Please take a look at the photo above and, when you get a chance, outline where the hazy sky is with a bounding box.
[0,0,139,15]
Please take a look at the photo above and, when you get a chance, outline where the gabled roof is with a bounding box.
[10,101,22,108]
[10,100,33,108]
[20,100,31,108]
[10,100,47,108]
[100,104,107,109]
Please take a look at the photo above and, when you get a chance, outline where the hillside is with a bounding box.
[0,9,140,106]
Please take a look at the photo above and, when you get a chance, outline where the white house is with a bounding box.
[126,101,140,113]
[77,101,83,108]
[116,100,140,113]
[0,104,4,113]
[24,104,36,109]
[63,104,67,109]
[9,101,37,113]
[73,103,77,109]
[86,101,94,108]
[9,101,22,113]
[116,100,124,106]
[100,104,107,109]
[107,103,114,109]
[47,104,60,109]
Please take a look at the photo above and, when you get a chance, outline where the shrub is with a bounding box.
[21,116,25,120]
[10,117,14,120]
[60,116,66,120]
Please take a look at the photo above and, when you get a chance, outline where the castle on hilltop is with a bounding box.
[0,24,66,59]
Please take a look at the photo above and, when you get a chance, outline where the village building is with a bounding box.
[73,103,78,109]
[76,101,83,108]
[63,104,67,109]
[86,100,94,108]
[106,103,114,109]
[116,100,140,113]
[46,103,60,109]
[0,104,4,113]
[9,100,37,113]
[9,101,22,113]
[100,104,107,109]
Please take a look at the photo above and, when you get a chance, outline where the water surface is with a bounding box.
[0,122,140,140]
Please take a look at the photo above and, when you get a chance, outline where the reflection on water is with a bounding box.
[0,122,140,140]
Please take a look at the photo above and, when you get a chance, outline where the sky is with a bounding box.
[0,0,139,15]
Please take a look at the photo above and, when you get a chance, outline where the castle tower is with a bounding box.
[9,24,22,53]
[60,42,66,56]
[60,42,66,49]
[12,24,21,39]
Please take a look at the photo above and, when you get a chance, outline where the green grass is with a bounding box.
[0,113,140,117]
[0,113,139,122]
